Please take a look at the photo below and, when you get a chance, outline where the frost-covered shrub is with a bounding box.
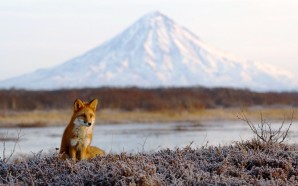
[1,140,298,185]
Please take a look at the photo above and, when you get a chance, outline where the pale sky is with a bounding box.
[1,0,298,81]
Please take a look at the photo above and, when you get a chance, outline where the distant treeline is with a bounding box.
[0,87,297,111]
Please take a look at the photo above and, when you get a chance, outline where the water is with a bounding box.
[0,121,296,158]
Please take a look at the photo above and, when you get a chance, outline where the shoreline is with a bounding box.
[0,107,296,128]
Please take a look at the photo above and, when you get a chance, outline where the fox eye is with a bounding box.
[90,114,93,118]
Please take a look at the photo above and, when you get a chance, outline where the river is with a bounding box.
[0,120,296,158]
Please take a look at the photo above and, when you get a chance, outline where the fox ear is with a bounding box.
[89,99,98,111]
[74,99,85,112]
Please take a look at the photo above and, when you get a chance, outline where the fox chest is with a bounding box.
[70,128,92,148]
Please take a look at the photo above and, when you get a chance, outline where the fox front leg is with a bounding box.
[79,148,88,160]
[69,147,77,161]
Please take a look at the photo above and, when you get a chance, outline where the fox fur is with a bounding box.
[59,98,105,161]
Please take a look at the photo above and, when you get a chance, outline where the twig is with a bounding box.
[236,110,293,144]
[138,136,148,152]
[2,130,22,163]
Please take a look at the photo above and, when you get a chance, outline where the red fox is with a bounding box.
[59,98,105,161]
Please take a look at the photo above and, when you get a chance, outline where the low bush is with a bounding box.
[1,139,298,185]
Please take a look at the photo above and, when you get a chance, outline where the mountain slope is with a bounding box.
[0,11,296,91]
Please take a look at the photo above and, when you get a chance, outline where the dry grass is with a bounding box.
[0,110,71,128]
[0,107,297,128]
[1,139,298,185]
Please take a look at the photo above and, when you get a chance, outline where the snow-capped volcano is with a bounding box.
[0,11,297,91]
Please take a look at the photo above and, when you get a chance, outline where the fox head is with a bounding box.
[72,98,98,127]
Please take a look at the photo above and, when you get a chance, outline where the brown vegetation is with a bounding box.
[0,87,297,111]
[0,107,297,128]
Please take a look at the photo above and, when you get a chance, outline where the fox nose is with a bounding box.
[87,122,92,126]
